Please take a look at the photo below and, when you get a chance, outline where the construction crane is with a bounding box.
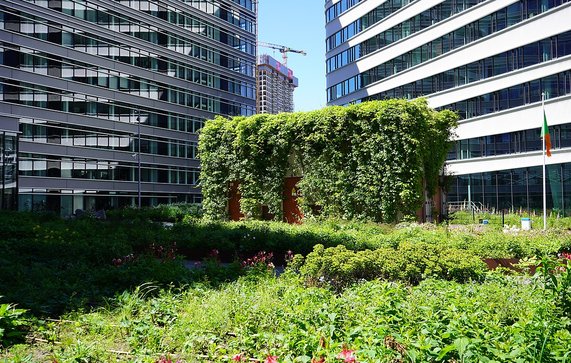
[258,41,306,66]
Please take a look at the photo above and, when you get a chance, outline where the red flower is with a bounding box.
[265,355,278,363]
[337,348,356,363]
[311,357,325,363]
[231,353,244,361]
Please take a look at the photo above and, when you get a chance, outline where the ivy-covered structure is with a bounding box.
[198,99,457,223]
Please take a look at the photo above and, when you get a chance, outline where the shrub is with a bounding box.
[298,243,486,289]
[539,255,571,318]
[0,300,28,347]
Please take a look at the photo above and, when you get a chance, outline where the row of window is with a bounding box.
[3,69,253,118]
[228,0,254,12]
[355,31,571,102]
[450,163,571,213]
[20,121,199,159]
[19,192,202,215]
[326,0,412,51]
[20,154,200,185]
[449,124,571,161]
[116,0,256,33]
[2,9,256,77]
[436,70,571,119]
[32,0,257,53]
[327,0,569,102]
[14,97,204,134]
[2,44,255,112]
[1,81,255,124]
[325,0,362,23]
[326,0,484,73]
[363,70,571,120]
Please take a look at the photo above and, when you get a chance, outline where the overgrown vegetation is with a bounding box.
[2,209,570,317]
[4,274,571,362]
[199,99,457,222]
[2,208,571,362]
[295,243,487,290]
[450,210,571,229]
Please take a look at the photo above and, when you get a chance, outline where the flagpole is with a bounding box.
[542,92,547,230]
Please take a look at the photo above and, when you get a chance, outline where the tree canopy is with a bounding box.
[198,99,457,222]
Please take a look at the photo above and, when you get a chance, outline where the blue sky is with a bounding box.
[258,1,326,112]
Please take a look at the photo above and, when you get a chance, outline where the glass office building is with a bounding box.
[0,0,256,215]
[325,0,571,214]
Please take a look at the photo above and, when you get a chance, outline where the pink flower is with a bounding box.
[265,355,278,363]
[337,348,356,363]
[231,353,244,361]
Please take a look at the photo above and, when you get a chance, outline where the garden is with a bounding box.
[2,100,571,362]
[1,207,571,362]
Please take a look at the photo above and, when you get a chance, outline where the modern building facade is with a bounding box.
[257,54,298,113]
[326,0,571,214]
[1,0,257,215]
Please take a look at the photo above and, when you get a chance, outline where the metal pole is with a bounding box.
[542,92,547,230]
[137,113,142,209]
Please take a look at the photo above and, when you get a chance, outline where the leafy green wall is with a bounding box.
[198,99,457,222]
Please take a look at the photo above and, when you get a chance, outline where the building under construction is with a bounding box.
[257,54,299,114]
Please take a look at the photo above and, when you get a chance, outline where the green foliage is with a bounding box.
[451,210,571,229]
[0,210,195,316]
[199,100,457,222]
[298,243,486,289]
[198,116,241,220]
[0,300,28,348]
[106,203,203,223]
[2,206,569,321]
[539,255,571,319]
[4,276,571,362]
[171,218,569,262]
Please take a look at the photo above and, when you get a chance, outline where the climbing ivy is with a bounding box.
[198,99,457,222]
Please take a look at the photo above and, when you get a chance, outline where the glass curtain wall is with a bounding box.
[449,162,571,214]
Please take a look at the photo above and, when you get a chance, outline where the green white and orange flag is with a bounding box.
[542,111,552,157]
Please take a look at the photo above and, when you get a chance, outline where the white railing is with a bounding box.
[447,201,486,214]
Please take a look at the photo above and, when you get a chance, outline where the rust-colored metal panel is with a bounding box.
[228,181,243,221]
[283,176,303,224]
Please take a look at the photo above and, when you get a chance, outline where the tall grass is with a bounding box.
[4,274,570,362]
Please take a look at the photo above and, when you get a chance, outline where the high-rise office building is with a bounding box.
[326,0,571,214]
[257,54,298,114]
[0,0,257,215]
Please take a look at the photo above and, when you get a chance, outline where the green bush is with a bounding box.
[0,300,28,348]
[298,243,486,289]
[107,203,202,222]
[539,255,571,319]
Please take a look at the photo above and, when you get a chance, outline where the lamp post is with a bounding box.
[137,119,141,209]
[135,111,142,209]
